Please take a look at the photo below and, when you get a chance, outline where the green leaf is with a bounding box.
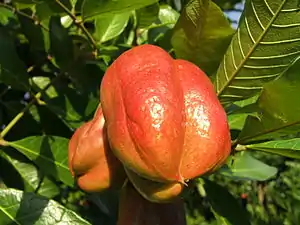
[138,4,179,46]
[49,16,74,69]
[94,12,130,44]
[215,0,300,103]
[244,138,300,159]
[136,3,159,28]
[0,149,59,198]
[228,113,248,130]
[0,188,91,225]
[7,136,74,187]
[0,7,16,25]
[171,0,234,75]
[219,152,278,181]
[82,0,158,20]
[203,179,251,225]
[35,1,70,21]
[0,28,29,91]
[157,4,179,27]
[237,58,300,144]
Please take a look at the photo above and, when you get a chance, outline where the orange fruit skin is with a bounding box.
[100,44,231,184]
[68,105,126,192]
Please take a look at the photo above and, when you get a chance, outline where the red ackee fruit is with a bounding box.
[100,44,231,184]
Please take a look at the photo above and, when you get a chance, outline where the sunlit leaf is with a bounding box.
[244,138,300,159]
[0,189,91,225]
[94,12,130,44]
[215,0,300,103]
[82,0,158,20]
[7,136,74,187]
[237,58,300,144]
[0,7,16,25]
[228,113,248,130]
[171,0,234,75]
[219,152,278,181]
[0,149,59,198]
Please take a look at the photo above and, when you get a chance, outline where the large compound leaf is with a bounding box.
[215,0,300,104]
[237,59,300,144]
[0,189,91,225]
[7,136,74,187]
[171,0,234,75]
[82,0,158,20]
[243,138,300,159]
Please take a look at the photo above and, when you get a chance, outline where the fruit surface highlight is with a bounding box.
[100,44,231,184]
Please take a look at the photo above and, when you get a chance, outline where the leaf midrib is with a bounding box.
[238,119,300,144]
[8,142,69,170]
[217,0,287,97]
[0,204,22,225]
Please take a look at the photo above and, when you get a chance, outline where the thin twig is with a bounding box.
[54,0,98,53]
[0,76,60,139]
[0,2,49,32]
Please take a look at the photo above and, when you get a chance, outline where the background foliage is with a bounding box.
[1,0,300,224]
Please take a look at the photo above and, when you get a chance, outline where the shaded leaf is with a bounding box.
[94,12,130,44]
[219,152,278,181]
[49,16,74,69]
[0,28,29,91]
[35,1,68,21]
[245,138,300,159]
[237,58,300,144]
[7,136,74,187]
[215,0,300,103]
[0,188,91,225]
[0,149,59,198]
[171,0,234,75]
[0,7,16,25]
[18,9,50,52]
[203,179,251,225]
[136,3,159,28]
[82,0,158,20]
[31,76,99,129]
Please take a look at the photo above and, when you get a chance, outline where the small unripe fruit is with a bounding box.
[68,105,126,192]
